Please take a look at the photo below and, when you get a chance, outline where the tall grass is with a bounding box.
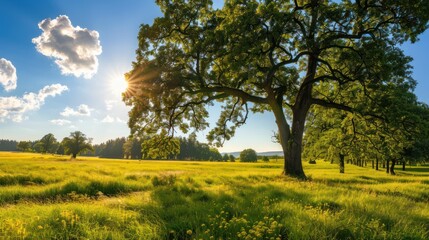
[0,152,428,239]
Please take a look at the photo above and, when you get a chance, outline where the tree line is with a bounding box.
[4,132,228,161]
[3,132,277,163]
[0,139,18,151]
[13,132,92,158]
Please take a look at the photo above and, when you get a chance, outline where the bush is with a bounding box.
[262,156,270,162]
[240,149,257,162]
[308,159,316,164]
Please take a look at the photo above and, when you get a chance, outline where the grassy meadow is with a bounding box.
[0,152,428,239]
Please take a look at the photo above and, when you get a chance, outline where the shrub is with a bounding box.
[240,149,257,162]
[308,159,316,164]
[262,156,269,162]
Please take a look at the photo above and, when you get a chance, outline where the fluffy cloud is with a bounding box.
[60,104,92,117]
[101,115,126,123]
[0,84,68,122]
[0,58,17,91]
[32,15,102,79]
[50,119,71,126]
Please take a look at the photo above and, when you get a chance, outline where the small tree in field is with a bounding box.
[61,131,93,159]
[262,156,270,162]
[240,149,258,162]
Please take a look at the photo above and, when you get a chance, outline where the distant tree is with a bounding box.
[222,154,229,162]
[262,156,269,162]
[56,144,65,155]
[177,134,223,161]
[17,141,32,152]
[0,139,18,151]
[209,148,222,161]
[123,138,133,159]
[61,131,93,159]
[229,154,236,162]
[131,138,143,159]
[100,137,126,159]
[36,133,58,154]
[240,149,258,163]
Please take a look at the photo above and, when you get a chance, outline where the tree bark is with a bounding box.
[72,153,77,159]
[270,98,306,178]
[339,153,345,173]
[285,106,309,179]
[402,161,406,171]
[386,160,390,173]
[390,160,396,175]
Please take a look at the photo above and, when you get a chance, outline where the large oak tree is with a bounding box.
[124,0,428,178]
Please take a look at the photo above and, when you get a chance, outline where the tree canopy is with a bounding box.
[35,133,59,154]
[124,0,429,178]
[240,149,258,162]
[61,131,93,159]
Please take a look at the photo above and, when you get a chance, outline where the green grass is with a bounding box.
[0,152,428,239]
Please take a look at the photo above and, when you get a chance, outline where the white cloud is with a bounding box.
[0,58,17,91]
[105,100,118,110]
[32,15,102,79]
[101,115,115,123]
[101,115,126,123]
[50,119,71,126]
[60,104,92,117]
[0,84,68,122]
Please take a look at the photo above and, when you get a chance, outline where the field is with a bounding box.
[0,152,428,239]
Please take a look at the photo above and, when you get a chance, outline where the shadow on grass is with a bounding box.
[0,180,150,205]
[398,167,429,173]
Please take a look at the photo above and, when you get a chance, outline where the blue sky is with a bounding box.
[0,1,428,153]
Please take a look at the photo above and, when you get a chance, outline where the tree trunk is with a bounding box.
[271,98,306,179]
[376,156,379,170]
[72,153,77,159]
[339,153,345,173]
[390,160,396,175]
[372,160,374,169]
[402,161,406,171]
[386,160,390,173]
[285,107,308,179]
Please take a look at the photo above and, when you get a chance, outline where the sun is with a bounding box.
[109,75,129,97]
